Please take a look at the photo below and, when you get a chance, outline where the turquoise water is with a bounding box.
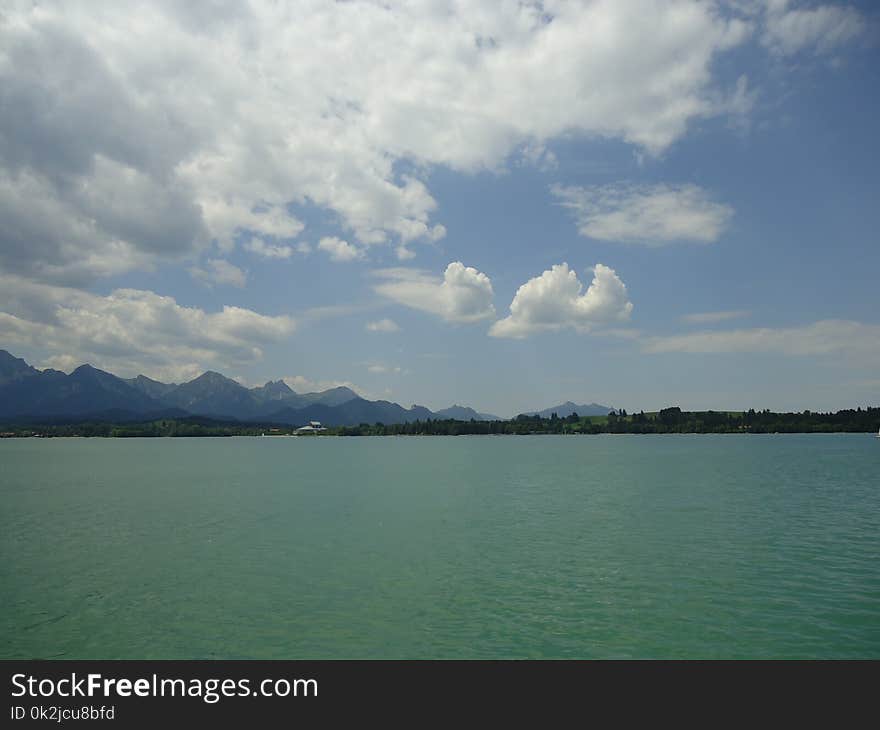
[1,434,878,659]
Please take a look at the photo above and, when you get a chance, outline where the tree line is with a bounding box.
[335,407,880,436]
[2,406,877,438]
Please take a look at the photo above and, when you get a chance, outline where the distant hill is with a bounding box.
[434,404,501,421]
[262,398,435,427]
[125,374,178,401]
[0,362,164,420]
[160,371,260,419]
[126,371,359,419]
[250,379,296,403]
[248,380,357,409]
[523,401,615,418]
[0,350,39,385]
[0,350,497,426]
[298,386,360,408]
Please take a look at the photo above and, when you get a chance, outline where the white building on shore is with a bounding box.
[295,421,326,434]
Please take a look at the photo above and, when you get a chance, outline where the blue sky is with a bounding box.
[0,1,877,416]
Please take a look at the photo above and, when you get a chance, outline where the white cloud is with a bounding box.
[366,318,400,333]
[762,1,865,56]
[490,263,633,339]
[204,203,305,254]
[644,319,880,362]
[0,161,203,285]
[373,262,495,324]
[0,1,755,282]
[552,183,734,245]
[189,258,247,288]
[244,237,295,260]
[318,237,365,263]
[517,141,559,172]
[395,245,417,261]
[0,274,295,382]
[682,310,750,324]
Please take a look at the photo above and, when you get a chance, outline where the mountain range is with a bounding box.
[0,350,615,425]
[0,350,514,426]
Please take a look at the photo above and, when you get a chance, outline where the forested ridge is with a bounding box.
[2,406,877,437]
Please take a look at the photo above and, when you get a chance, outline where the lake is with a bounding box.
[1,434,878,658]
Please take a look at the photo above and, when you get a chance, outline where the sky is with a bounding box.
[0,0,878,417]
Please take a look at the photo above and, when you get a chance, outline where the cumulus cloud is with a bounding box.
[205,203,305,255]
[318,237,365,263]
[0,160,205,285]
[395,245,417,261]
[366,318,400,333]
[552,183,734,245]
[189,258,247,288]
[0,274,295,382]
[644,320,880,362]
[243,238,295,260]
[373,262,495,324]
[490,263,633,339]
[761,1,865,56]
[682,310,750,324]
[0,1,756,282]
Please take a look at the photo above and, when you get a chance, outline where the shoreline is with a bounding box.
[2,406,877,439]
[2,431,877,439]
